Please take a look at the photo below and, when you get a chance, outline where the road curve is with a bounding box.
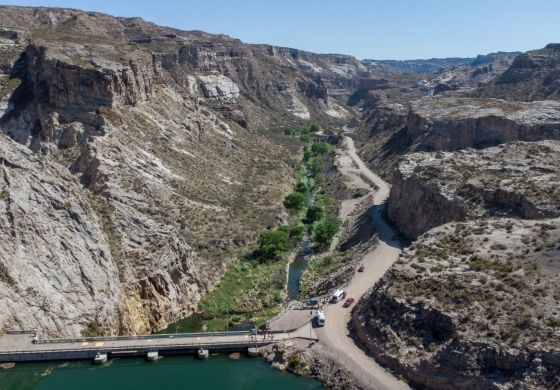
[315,135,410,390]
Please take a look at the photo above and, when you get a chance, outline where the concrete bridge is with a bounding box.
[0,325,316,363]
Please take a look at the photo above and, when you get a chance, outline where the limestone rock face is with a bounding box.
[351,218,560,389]
[388,140,560,239]
[406,97,560,152]
[26,45,161,110]
[196,74,239,101]
[0,133,121,337]
[478,43,560,101]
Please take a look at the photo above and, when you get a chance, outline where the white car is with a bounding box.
[316,310,325,326]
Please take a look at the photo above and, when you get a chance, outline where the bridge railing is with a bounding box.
[6,330,37,335]
[0,338,272,356]
[33,330,252,345]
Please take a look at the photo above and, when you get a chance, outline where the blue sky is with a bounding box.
[2,0,559,59]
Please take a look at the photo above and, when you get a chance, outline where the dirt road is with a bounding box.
[314,135,409,390]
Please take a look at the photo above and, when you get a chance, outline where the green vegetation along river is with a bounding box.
[0,355,322,390]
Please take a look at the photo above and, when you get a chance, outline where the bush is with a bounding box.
[310,124,320,133]
[305,204,324,224]
[303,146,313,162]
[299,134,311,143]
[259,229,291,260]
[308,157,324,177]
[273,290,283,303]
[286,223,305,242]
[312,215,341,248]
[283,192,307,211]
[82,320,104,337]
[283,127,296,136]
[311,142,332,155]
[278,224,304,243]
[294,181,308,194]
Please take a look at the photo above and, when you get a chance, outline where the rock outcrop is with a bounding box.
[0,133,121,336]
[478,43,560,101]
[388,140,560,239]
[405,97,560,152]
[351,217,560,389]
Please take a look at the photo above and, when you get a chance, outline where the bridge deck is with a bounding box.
[0,330,300,362]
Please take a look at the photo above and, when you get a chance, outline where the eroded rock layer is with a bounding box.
[352,218,560,389]
[388,140,560,239]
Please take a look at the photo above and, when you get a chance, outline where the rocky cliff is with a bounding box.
[478,43,560,101]
[0,133,121,336]
[351,217,560,389]
[405,97,560,152]
[352,44,559,179]
[388,140,560,239]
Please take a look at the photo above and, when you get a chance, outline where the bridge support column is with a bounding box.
[197,348,209,359]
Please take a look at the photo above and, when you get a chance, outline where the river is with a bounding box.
[287,177,315,300]
[0,355,322,389]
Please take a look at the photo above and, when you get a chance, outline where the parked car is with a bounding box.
[343,298,355,308]
[330,289,346,303]
[306,297,319,308]
[315,310,326,326]
[357,264,365,272]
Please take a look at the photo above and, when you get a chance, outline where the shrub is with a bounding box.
[303,147,313,162]
[294,181,308,194]
[305,204,325,224]
[283,127,296,136]
[259,229,291,260]
[82,320,104,337]
[283,192,307,211]
[282,223,305,243]
[308,157,324,177]
[312,215,341,248]
[309,124,320,133]
[273,290,283,303]
[299,134,311,143]
[311,142,332,155]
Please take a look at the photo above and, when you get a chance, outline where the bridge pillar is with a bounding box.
[197,348,209,359]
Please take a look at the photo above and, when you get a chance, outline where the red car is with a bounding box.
[343,297,355,308]
[357,264,365,272]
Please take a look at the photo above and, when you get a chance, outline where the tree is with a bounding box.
[285,223,305,242]
[312,215,341,248]
[305,204,324,224]
[283,191,307,211]
[311,142,332,155]
[308,157,324,177]
[294,181,308,194]
[259,229,291,260]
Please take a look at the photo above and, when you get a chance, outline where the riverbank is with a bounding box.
[161,125,339,333]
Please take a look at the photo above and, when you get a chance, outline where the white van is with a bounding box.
[316,310,325,327]
[331,289,345,303]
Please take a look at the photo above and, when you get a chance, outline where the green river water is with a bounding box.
[0,354,322,389]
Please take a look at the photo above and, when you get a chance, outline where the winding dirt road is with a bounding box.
[314,135,410,390]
